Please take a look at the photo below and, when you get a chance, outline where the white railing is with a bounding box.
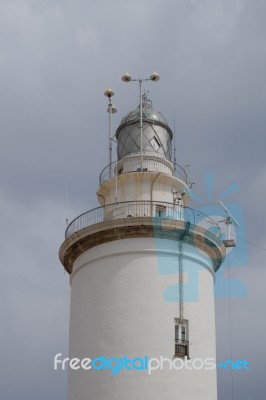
[65,200,221,239]
[99,154,188,185]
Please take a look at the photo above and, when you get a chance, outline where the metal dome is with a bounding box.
[116,105,173,160]
[118,106,170,127]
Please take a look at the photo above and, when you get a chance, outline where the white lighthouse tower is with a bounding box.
[59,72,226,400]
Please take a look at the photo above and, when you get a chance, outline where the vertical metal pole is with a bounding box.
[139,80,143,171]
[227,221,231,240]
[108,104,112,179]
[178,240,184,324]
[174,111,177,173]
[115,154,118,203]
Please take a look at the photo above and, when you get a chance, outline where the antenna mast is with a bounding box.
[174,111,177,172]
[104,87,117,179]
[121,71,160,171]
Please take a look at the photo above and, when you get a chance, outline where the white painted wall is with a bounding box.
[68,238,217,400]
[97,171,190,206]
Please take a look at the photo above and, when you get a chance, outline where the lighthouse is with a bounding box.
[59,72,226,400]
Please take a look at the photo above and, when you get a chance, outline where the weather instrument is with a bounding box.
[217,200,240,247]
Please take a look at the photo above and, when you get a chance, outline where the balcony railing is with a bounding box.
[99,155,188,185]
[65,200,222,239]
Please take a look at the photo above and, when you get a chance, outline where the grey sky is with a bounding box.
[0,0,265,399]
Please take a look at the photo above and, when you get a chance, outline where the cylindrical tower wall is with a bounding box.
[67,237,217,400]
[97,172,190,206]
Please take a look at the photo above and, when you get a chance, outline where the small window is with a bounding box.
[174,319,189,358]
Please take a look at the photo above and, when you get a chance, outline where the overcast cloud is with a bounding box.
[0,0,265,399]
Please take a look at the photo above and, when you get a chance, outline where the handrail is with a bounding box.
[65,200,222,239]
[99,156,188,185]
